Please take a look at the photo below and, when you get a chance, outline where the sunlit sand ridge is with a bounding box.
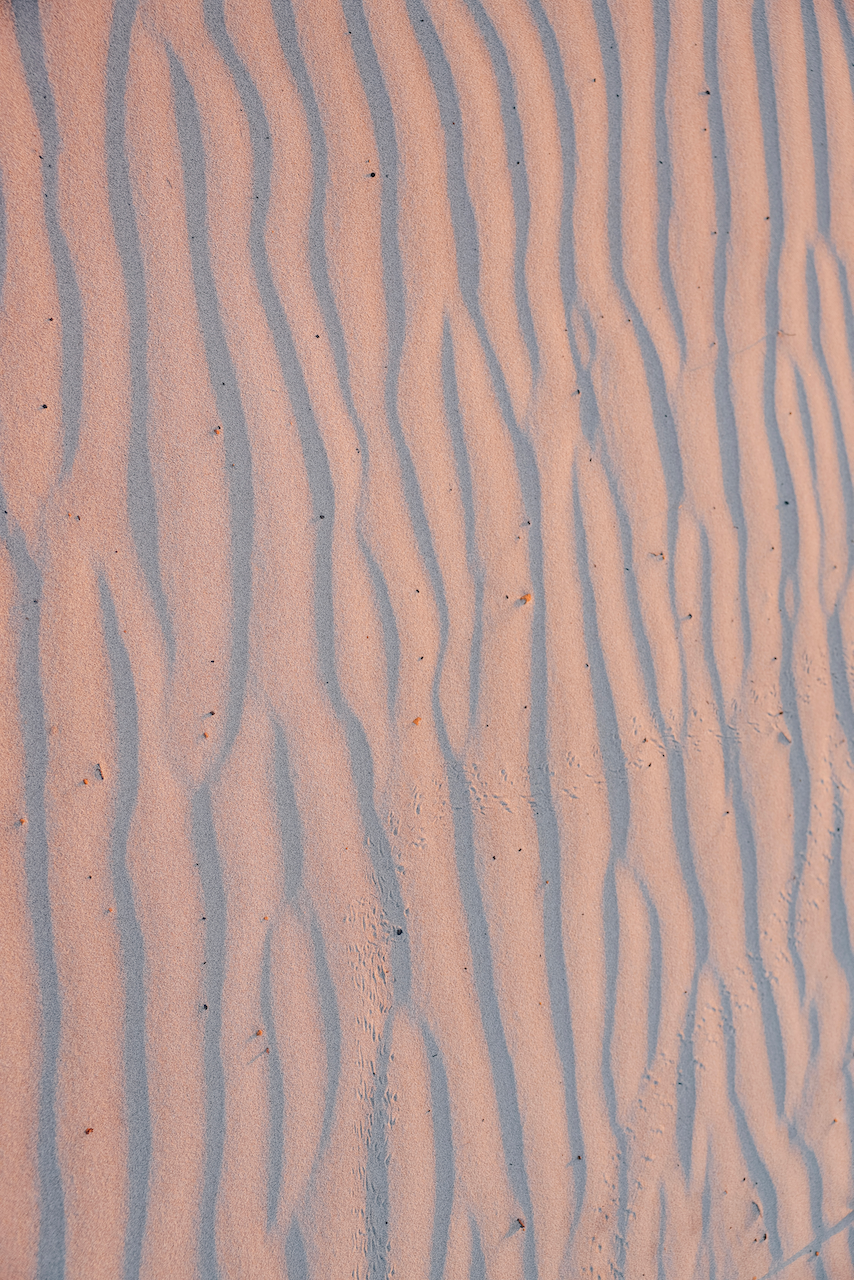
[2,0,854,1276]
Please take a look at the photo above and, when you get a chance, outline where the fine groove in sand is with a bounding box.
[2,0,854,1277]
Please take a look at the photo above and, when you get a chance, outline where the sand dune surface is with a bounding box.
[2,0,854,1276]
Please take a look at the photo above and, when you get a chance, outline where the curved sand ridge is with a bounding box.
[1,0,854,1276]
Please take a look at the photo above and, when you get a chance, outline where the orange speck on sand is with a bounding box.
[521,593,532,604]
[413,717,421,725]
[83,778,89,785]
[84,1128,93,1135]
[18,816,27,825]
[255,1029,263,1037]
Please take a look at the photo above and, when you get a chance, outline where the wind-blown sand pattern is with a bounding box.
[2,0,854,1275]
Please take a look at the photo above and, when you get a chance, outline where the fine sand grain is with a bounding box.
[2,0,854,1277]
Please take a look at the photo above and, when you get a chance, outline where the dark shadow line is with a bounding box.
[307,906,342,1168]
[106,0,174,665]
[829,787,854,1198]
[758,1209,854,1279]
[405,0,480,318]
[4,510,66,1278]
[512,448,584,1255]
[805,246,854,593]
[272,716,305,903]
[423,1023,454,1280]
[700,1158,716,1279]
[830,0,854,110]
[778,504,810,1007]
[704,0,753,671]
[433,742,535,1270]
[0,167,7,299]
[698,524,731,793]
[469,1214,487,1280]
[166,47,254,769]
[753,0,810,1007]
[719,979,782,1259]
[800,0,832,240]
[532,0,594,429]
[366,1008,393,1276]
[641,879,663,1073]
[572,468,629,1258]
[829,248,854,613]
[269,0,366,438]
[649,0,687,362]
[793,365,819,499]
[728,749,789,1116]
[98,576,152,1280]
[10,0,84,477]
[781,581,812,993]
[191,785,227,1280]
[458,0,539,378]
[259,926,284,1231]
[785,1069,830,1280]
[441,319,484,732]
[656,1181,668,1280]
[829,606,854,779]
[285,1215,310,1280]
[675,973,700,1178]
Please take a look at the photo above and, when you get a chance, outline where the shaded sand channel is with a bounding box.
[2,0,854,1276]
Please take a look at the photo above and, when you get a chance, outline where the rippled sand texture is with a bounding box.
[2,0,854,1275]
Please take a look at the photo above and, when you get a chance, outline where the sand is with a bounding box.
[1,0,854,1275]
